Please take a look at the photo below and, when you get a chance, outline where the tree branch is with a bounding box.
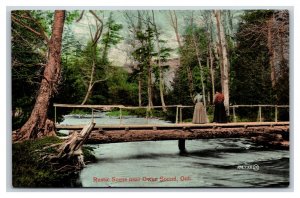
[12,13,49,43]
[12,15,43,38]
[76,10,85,22]
[88,10,104,46]
[91,77,108,88]
[24,11,50,43]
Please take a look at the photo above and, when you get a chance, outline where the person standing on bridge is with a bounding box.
[213,90,227,123]
[192,92,208,124]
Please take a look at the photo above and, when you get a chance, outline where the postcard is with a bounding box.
[11,9,290,188]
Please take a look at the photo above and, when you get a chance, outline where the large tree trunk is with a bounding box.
[87,125,289,149]
[215,10,230,116]
[152,11,167,112]
[16,10,65,140]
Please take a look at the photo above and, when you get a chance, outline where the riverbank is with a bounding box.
[12,136,96,187]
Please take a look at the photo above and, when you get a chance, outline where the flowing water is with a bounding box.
[60,113,289,188]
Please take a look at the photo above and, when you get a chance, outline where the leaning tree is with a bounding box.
[13,10,66,140]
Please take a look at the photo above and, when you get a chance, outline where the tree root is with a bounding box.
[38,122,96,172]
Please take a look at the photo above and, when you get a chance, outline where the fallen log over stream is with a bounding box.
[86,125,289,149]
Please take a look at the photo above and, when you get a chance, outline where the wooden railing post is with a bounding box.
[146,107,149,124]
[119,108,122,124]
[275,105,278,122]
[180,106,182,123]
[54,106,57,124]
[176,106,179,124]
[92,108,94,123]
[259,106,262,122]
[233,106,237,122]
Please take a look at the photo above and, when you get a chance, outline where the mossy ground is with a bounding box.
[12,136,95,187]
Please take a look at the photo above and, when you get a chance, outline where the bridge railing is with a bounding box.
[53,103,289,125]
[230,105,289,122]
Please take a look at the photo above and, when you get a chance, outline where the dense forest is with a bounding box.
[12,10,289,139]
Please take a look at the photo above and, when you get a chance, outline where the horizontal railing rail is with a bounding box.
[53,103,289,125]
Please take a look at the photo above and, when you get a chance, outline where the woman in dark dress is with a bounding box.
[213,91,227,123]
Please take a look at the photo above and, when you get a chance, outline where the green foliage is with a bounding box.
[11,11,48,129]
[170,25,210,106]
[12,10,289,127]
[12,136,95,187]
[82,146,97,163]
[11,10,81,129]
[12,137,67,187]
[65,11,80,24]
[106,67,138,105]
[231,10,276,105]
[70,109,89,115]
[101,13,123,47]
[128,108,148,117]
[106,110,130,117]
[100,12,123,63]
[55,14,125,105]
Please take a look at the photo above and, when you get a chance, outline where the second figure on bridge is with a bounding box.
[213,90,227,123]
[192,92,208,124]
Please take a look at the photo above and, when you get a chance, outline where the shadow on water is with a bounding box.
[257,157,289,176]
[93,143,280,163]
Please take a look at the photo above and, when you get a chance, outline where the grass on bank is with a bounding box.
[12,136,96,187]
[106,108,171,119]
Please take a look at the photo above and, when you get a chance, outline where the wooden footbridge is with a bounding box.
[54,104,289,151]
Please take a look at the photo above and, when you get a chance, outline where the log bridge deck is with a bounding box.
[56,121,288,130]
[56,122,289,150]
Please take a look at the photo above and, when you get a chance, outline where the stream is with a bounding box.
[59,112,289,188]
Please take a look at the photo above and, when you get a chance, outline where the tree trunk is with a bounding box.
[16,10,65,140]
[186,65,195,100]
[146,22,153,109]
[81,60,96,105]
[137,11,144,108]
[152,11,167,112]
[209,39,215,101]
[87,125,289,147]
[208,13,215,102]
[191,17,207,107]
[169,10,182,48]
[138,74,142,107]
[169,10,194,101]
[192,35,207,107]
[147,58,153,108]
[215,10,230,116]
[267,16,276,88]
[81,13,104,105]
